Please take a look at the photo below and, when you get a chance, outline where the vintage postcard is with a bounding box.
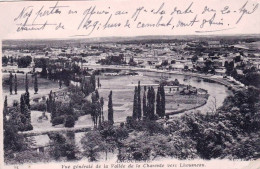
[0,0,260,169]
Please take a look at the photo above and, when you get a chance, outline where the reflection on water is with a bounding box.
[98,71,232,123]
[141,71,232,113]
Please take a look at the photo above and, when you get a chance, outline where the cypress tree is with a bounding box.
[137,81,142,120]
[90,74,96,91]
[25,73,29,93]
[51,99,57,123]
[24,92,30,110]
[95,90,99,100]
[160,85,166,118]
[34,74,38,94]
[24,103,31,122]
[98,77,100,88]
[4,96,8,117]
[150,86,155,119]
[14,74,17,94]
[100,97,104,122]
[156,87,161,117]
[20,94,25,116]
[108,90,114,124]
[41,65,48,78]
[143,90,147,119]
[48,90,53,113]
[133,87,138,120]
[59,79,62,89]
[9,72,13,95]
[146,87,151,119]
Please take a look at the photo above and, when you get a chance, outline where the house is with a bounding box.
[215,68,226,76]
[31,135,50,153]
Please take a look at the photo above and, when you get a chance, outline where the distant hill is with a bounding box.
[3,34,260,48]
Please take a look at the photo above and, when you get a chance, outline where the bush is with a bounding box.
[31,102,46,111]
[24,124,33,131]
[64,115,75,128]
[52,116,65,126]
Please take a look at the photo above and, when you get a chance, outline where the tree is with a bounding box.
[146,87,155,120]
[64,115,75,128]
[137,81,142,120]
[81,131,105,161]
[24,92,30,110]
[2,56,8,65]
[108,91,114,124]
[95,90,99,100]
[17,56,32,68]
[4,118,27,154]
[34,74,38,94]
[14,74,17,94]
[41,65,48,78]
[9,72,13,95]
[49,133,67,160]
[160,85,166,118]
[191,55,198,62]
[97,77,100,88]
[143,90,147,119]
[4,96,8,117]
[156,87,161,117]
[100,97,104,122]
[25,73,29,93]
[59,79,62,89]
[20,94,26,117]
[133,87,138,120]
[150,87,155,119]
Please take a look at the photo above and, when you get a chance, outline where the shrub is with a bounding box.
[52,116,65,126]
[31,102,46,111]
[64,115,75,128]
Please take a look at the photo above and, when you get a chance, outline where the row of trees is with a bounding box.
[3,55,32,67]
[132,81,166,121]
[9,73,39,95]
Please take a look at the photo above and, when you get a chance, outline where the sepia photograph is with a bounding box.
[0,0,260,169]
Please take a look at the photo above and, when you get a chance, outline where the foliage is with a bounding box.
[52,116,65,126]
[108,91,114,124]
[31,102,46,111]
[64,115,75,128]
[17,56,32,68]
[34,74,38,94]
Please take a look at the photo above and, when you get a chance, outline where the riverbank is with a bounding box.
[86,65,244,92]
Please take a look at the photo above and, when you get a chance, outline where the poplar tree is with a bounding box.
[137,81,142,120]
[14,74,17,94]
[100,97,104,121]
[156,86,161,117]
[132,87,138,120]
[146,87,151,119]
[9,72,13,95]
[4,96,8,117]
[143,90,147,118]
[20,94,26,116]
[150,86,155,119]
[108,91,114,124]
[97,77,100,88]
[160,85,166,118]
[34,74,38,94]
